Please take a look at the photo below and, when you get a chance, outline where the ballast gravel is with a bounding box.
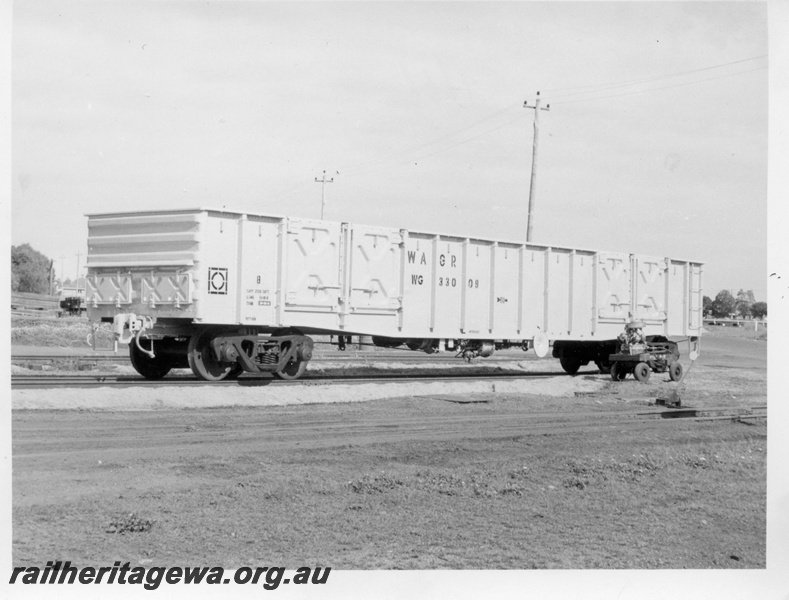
[12,360,607,411]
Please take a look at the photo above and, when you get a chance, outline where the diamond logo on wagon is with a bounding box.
[208,267,228,295]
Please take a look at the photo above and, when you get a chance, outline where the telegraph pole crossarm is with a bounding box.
[523,91,551,243]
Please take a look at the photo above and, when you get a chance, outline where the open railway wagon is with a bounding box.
[84,208,703,380]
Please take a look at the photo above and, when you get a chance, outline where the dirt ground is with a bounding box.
[11,331,768,570]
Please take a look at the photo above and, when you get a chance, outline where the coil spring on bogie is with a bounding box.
[256,349,279,365]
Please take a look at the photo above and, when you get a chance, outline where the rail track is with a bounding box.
[11,369,561,389]
[10,371,767,425]
[11,347,521,367]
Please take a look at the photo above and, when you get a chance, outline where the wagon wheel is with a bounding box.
[560,356,582,375]
[271,327,308,380]
[610,361,627,382]
[669,361,683,382]
[129,337,172,380]
[273,358,308,380]
[224,364,245,380]
[187,332,239,381]
[595,359,612,375]
[633,362,651,383]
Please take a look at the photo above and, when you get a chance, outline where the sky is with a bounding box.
[11,1,768,301]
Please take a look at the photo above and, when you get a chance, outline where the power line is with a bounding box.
[542,54,767,98]
[342,113,527,180]
[548,65,766,106]
[336,103,521,175]
[264,109,526,205]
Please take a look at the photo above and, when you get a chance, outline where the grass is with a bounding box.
[13,414,766,569]
[11,316,114,348]
[703,324,767,341]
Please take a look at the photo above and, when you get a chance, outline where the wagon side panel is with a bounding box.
[342,224,402,335]
[432,237,464,337]
[490,244,520,339]
[400,233,434,336]
[462,241,493,336]
[545,248,571,336]
[191,212,243,324]
[595,251,632,334]
[236,215,282,326]
[280,218,343,331]
[520,247,547,338]
[632,255,669,333]
[569,250,595,338]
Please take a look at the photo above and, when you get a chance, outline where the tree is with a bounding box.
[702,296,713,316]
[734,289,755,319]
[710,290,736,318]
[751,301,767,319]
[11,244,54,294]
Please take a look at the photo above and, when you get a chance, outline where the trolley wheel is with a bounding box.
[273,358,307,380]
[187,332,239,381]
[595,359,612,375]
[669,361,683,382]
[560,356,582,375]
[610,361,627,382]
[129,338,172,380]
[633,362,651,383]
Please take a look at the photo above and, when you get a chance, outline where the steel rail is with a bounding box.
[10,352,528,367]
[11,369,564,389]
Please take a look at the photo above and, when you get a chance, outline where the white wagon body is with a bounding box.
[85,208,702,379]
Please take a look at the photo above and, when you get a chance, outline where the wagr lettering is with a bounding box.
[438,254,457,268]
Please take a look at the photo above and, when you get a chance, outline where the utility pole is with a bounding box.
[49,260,55,296]
[75,252,82,285]
[523,91,550,243]
[314,170,334,220]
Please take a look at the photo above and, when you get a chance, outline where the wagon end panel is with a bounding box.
[85,210,204,322]
[689,263,703,334]
[666,260,704,337]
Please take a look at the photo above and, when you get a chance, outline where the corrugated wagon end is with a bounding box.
[84,208,314,381]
